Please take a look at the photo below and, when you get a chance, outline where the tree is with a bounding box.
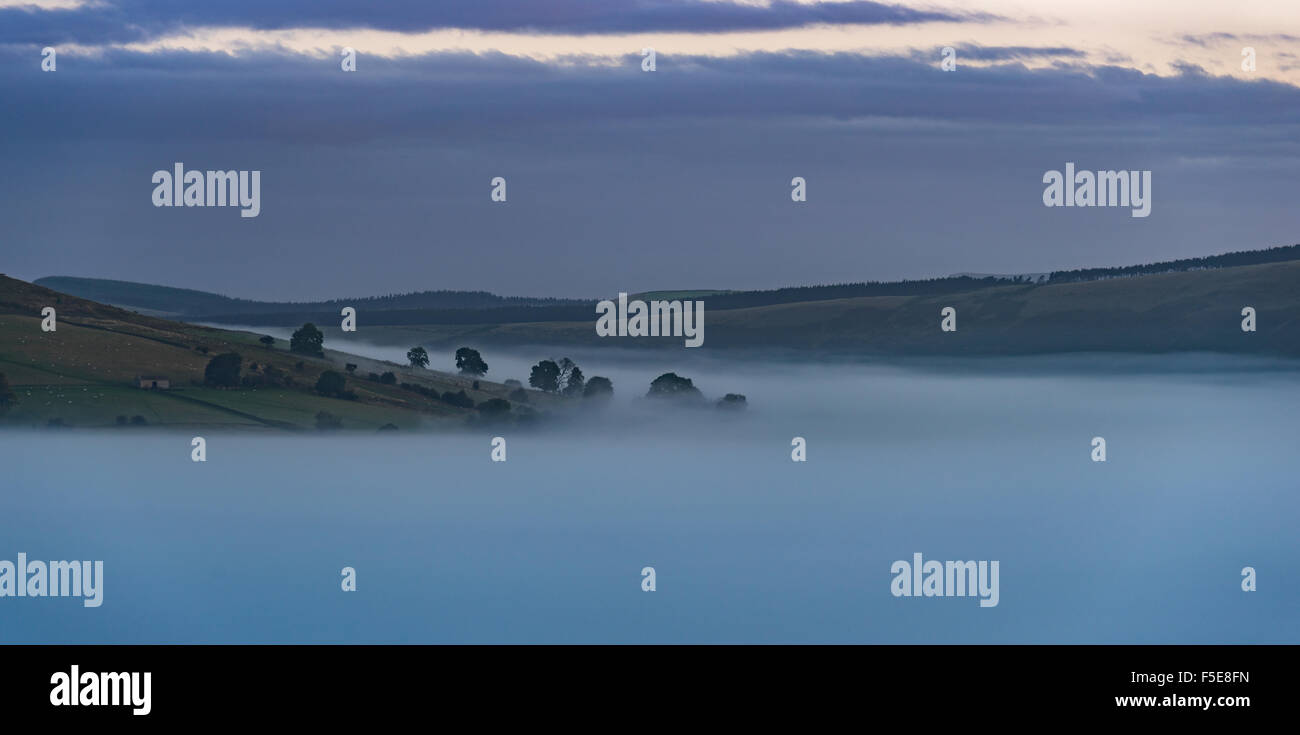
[259,335,275,348]
[407,346,430,369]
[508,387,529,403]
[315,411,342,431]
[455,347,488,376]
[583,376,613,400]
[562,364,585,396]
[204,352,243,387]
[717,393,747,410]
[315,370,347,397]
[647,372,703,400]
[290,322,325,357]
[380,371,397,385]
[0,371,16,415]
[557,358,584,396]
[529,360,560,393]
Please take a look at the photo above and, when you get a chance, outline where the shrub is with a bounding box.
[477,397,512,416]
[441,390,475,408]
[204,352,242,387]
[315,370,347,398]
[583,376,613,400]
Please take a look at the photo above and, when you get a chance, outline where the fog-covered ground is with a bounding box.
[3,351,1297,642]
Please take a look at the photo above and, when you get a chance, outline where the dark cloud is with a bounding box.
[0,0,989,46]
[2,44,1298,300]
[1,46,1297,147]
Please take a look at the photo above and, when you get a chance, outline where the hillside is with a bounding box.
[37,243,1300,330]
[344,259,1300,357]
[0,276,563,431]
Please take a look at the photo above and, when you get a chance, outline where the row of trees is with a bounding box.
[647,372,746,409]
[527,357,614,400]
[404,345,490,377]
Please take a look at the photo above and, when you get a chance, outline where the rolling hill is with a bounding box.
[0,275,564,431]
[341,259,1300,357]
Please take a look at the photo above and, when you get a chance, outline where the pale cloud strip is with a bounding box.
[17,0,1300,85]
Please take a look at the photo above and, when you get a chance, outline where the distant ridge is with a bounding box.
[35,243,1300,327]
[32,276,587,317]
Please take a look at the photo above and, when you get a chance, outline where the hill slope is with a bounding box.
[345,260,1300,357]
[0,276,557,430]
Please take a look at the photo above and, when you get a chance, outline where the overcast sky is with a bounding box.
[2,0,1298,300]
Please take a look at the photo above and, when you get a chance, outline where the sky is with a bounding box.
[1,0,1298,300]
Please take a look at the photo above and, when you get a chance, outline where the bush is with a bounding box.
[115,415,128,425]
[441,389,475,408]
[380,371,397,385]
[584,376,613,400]
[130,415,147,426]
[204,352,242,388]
[315,370,347,398]
[472,380,481,391]
[477,397,512,416]
[717,393,747,410]
[315,411,342,431]
[508,388,528,403]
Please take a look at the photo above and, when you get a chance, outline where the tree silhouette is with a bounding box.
[407,346,430,369]
[290,323,324,357]
[529,360,560,393]
[455,347,489,376]
[583,376,613,400]
[647,372,703,400]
